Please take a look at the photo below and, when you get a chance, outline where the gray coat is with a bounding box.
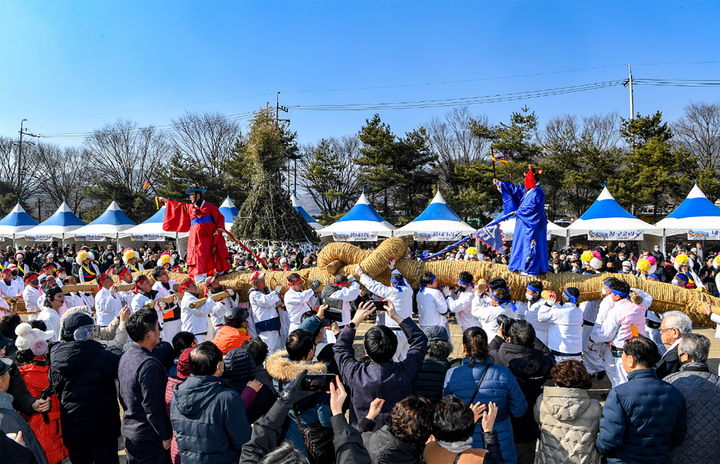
[665,362,720,464]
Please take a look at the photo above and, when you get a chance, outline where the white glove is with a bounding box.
[442,286,452,297]
[355,265,365,276]
[387,259,396,271]
[226,288,235,297]
[274,286,283,293]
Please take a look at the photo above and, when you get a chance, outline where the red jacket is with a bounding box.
[19,361,69,464]
[211,326,251,355]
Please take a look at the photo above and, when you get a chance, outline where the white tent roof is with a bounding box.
[0,203,38,238]
[219,196,239,231]
[654,183,720,234]
[122,206,187,241]
[23,201,85,240]
[567,186,661,237]
[499,217,566,239]
[318,193,395,241]
[292,193,321,230]
[70,201,136,240]
[395,191,474,241]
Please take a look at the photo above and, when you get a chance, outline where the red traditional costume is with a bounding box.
[162,199,230,277]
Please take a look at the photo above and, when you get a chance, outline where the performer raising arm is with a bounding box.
[159,187,230,279]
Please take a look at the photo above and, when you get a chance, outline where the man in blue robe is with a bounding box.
[494,167,549,276]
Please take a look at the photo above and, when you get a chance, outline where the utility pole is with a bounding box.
[15,119,40,199]
[274,92,293,191]
[625,64,635,120]
[17,119,26,199]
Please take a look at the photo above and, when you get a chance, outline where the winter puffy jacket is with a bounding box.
[443,357,528,464]
[665,362,720,464]
[266,349,332,457]
[170,375,251,464]
[534,386,601,464]
[493,342,554,443]
[362,424,424,464]
[18,361,69,464]
[49,339,121,449]
[413,356,450,402]
[596,368,687,463]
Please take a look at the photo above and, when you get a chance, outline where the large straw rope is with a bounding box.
[70,238,719,324]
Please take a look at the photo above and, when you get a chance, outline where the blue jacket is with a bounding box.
[443,358,528,464]
[333,317,428,429]
[596,368,687,464]
[170,375,251,464]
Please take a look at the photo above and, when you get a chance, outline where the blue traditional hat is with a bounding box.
[184,186,207,194]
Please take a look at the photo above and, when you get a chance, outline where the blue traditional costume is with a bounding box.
[498,167,549,276]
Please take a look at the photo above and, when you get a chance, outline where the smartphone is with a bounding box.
[372,300,386,312]
[300,374,336,392]
[323,309,343,322]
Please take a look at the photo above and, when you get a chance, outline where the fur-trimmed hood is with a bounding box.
[265,349,326,382]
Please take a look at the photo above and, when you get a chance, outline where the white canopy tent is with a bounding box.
[499,217,566,241]
[395,191,474,241]
[0,203,38,243]
[219,196,239,231]
[23,201,85,242]
[291,193,321,230]
[318,193,395,241]
[655,183,720,240]
[121,206,188,256]
[70,201,136,242]
[567,186,661,241]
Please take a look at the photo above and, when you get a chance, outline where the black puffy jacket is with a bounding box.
[413,356,450,402]
[49,340,121,448]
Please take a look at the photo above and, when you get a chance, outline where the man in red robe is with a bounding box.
[159,187,231,278]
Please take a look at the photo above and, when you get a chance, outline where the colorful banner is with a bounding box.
[412,231,465,242]
[331,232,379,242]
[688,230,720,240]
[587,230,644,241]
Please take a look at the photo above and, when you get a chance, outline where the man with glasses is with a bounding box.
[656,310,693,379]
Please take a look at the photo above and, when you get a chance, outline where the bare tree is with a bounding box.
[171,112,244,179]
[33,143,89,212]
[84,120,170,188]
[581,113,620,151]
[299,136,361,219]
[673,102,720,170]
[0,136,41,198]
[427,107,489,180]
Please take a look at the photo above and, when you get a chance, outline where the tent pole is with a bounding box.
[661,230,666,256]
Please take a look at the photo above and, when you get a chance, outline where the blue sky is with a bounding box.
[1,0,719,147]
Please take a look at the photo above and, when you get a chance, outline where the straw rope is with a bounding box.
[70,238,720,325]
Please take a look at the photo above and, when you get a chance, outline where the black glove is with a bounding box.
[280,369,314,408]
[311,280,321,291]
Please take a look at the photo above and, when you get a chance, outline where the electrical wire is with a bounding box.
[289,80,625,111]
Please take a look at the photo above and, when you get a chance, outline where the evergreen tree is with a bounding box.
[232,108,318,242]
[611,112,695,217]
[356,114,398,217]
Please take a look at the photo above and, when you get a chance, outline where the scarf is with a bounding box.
[436,437,473,454]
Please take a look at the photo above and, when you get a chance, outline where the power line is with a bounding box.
[289,80,625,111]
